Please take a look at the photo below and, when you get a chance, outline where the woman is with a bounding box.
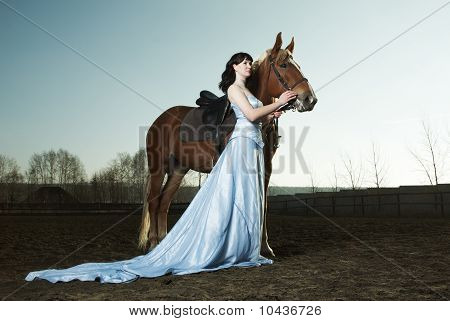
[25,53,297,283]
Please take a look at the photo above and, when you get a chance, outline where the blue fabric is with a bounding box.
[25,95,273,284]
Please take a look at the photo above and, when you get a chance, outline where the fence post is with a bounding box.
[332,196,336,216]
[361,195,365,216]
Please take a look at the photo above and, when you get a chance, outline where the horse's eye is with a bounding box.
[280,63,287,68]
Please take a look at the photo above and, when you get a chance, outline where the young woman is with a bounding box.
[25,52,296,283]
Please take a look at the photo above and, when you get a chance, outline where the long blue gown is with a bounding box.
[25,94,273,283]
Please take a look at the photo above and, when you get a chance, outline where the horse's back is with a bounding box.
[151,106,194,128]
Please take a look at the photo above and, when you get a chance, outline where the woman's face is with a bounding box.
[233,58,252,78]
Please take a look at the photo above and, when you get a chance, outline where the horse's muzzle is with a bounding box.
[295,93,317,112]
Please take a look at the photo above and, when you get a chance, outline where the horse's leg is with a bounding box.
[149,170,167,249]
[138,172,152,250]
[157,167,188,242]
[138,169,165,251]
[261,164,275,257]
[262,194,275,257]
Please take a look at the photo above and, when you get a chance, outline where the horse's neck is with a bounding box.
[255,88,273,105]
[251,63,274,106]
[248,62,278,141]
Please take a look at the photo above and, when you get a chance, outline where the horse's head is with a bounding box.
[259,32,317,112]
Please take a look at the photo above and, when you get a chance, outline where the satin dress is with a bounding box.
[25,94,273,283]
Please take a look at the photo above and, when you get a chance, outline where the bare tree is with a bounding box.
[26,153,46,184]
[26,149,86,185]
[90,172,101,203]
[92,171,112,203]
[0,156,22,182]
[132,149,147,202]
[109,152,133,203]
[330,163,339,193]
[341,152,364,190]
[369,142,388,188]
[0,155,24,203]
[90,150,148,203]
[308,166,318,193]
[0,155,10,183]
[56,149,71,184]
[45,150,57,184]
[90,166,116,203]
[409,120,447,185]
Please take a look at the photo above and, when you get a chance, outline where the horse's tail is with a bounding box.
[138,172,152,251]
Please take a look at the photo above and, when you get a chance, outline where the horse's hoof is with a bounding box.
[149,238,158,250]
[157,233,167,243]
[261,244,275,257]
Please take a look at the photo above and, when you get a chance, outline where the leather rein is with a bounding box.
[268,55,309,92]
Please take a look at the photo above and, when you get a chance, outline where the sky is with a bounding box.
[1,0,450,188]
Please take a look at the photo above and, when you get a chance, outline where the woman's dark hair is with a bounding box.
[218,52,253,94]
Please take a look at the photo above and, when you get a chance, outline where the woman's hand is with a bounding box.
[263,111,283,124]
[277,90,298,106]
[272,111,282,118]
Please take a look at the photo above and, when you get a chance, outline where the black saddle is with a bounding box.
[196,90,225,106]
[180,90,236,155]
[196,90,230,125]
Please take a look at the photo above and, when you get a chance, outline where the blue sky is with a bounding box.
[1,0,449,187]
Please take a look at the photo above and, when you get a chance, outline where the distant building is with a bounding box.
[23,186,79,204]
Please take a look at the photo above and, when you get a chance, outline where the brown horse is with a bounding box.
[138,32,317,256]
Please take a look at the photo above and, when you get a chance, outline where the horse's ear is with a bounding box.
[270,32,283,58]
[285,36,294,53]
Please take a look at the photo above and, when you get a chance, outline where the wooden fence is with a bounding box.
[265,191,450,217]
[1,185,450,217]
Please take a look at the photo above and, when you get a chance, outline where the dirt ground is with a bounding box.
[0,213,448,300]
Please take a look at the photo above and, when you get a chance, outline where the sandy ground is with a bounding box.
[0,213,448,300]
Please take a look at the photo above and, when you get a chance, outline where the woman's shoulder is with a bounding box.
[227,85,240,105]
[227,85,252,98]
[227,84,240,96]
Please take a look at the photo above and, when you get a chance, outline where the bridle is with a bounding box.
[268,55,309,92]
[264,55,310,150]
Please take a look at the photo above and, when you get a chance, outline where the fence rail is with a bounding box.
[267,190,450,217]
[1,189,449,217]
[0,203,141,215]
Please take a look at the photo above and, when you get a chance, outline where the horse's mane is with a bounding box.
[247,50,267,93]
[248,48,290,93]
[251,50,269,76]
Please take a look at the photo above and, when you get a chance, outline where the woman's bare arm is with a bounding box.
[227,85,279,122]
[227,85,294,122]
